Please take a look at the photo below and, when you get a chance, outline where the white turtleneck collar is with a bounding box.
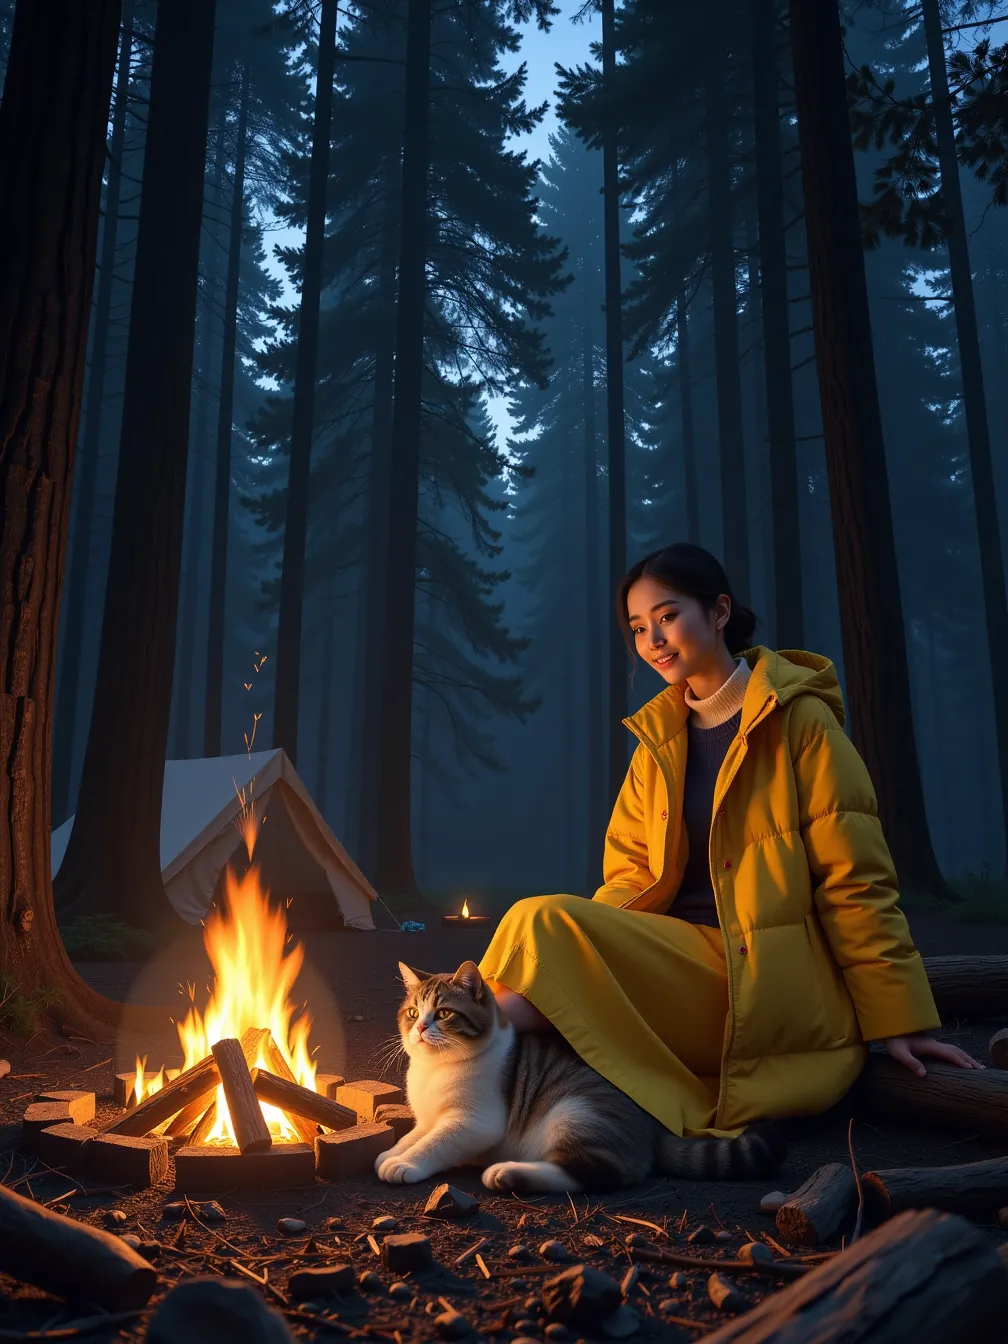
[683,657,752,729]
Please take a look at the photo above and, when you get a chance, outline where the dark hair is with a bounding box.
[616,543,759,659]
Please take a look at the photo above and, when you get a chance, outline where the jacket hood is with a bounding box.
[625,646,846,747]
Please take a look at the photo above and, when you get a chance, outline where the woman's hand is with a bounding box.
[883,1033,984,1077]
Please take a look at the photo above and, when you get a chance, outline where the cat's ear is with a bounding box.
[451,960,485,1001]
[398,962,430,990]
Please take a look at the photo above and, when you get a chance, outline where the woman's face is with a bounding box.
[626,575,730,686]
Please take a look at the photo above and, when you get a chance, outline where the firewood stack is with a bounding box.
[22,1026,408,1191]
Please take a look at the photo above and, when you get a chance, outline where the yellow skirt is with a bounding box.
[479,893,731,1138]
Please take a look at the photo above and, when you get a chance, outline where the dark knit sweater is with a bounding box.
[671,709,743,927]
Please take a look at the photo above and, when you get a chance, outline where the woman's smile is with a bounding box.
[653,650,678,667]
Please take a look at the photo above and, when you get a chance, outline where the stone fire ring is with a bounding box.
[23,1071,415,1192]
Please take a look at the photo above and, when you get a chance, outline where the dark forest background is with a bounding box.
[4,0,1008,924]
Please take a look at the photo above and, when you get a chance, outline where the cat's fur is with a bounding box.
[375,959,786,1192]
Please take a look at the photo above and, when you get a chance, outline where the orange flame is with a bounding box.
[461,898,470,918]
[131,858,318,1144]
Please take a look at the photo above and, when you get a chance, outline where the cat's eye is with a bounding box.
[406,1007,419,1019]
[435,1008,452,1020]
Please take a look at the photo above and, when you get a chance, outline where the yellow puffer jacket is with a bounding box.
[594,646,940,1130]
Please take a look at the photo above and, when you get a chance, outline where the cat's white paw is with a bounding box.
[374,1142,407,1173]
[481,1161,523,1191]
[376,1153,431,1184]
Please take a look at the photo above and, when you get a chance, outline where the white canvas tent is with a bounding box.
[51,748,376,930]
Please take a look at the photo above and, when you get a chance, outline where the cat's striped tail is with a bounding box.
[657,1120,786,1181]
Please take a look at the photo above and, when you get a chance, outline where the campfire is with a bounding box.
[25,800,413,1191]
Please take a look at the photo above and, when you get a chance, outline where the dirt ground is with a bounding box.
[0,909,1006,1341]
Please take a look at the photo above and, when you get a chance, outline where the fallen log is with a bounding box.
[188,1100,217,1146]
[863,1156,1008,1219]
[922,955,1008,1020]
[701,1208,1008,1342]
[211,1038,271,1155]
[775,1163,857,1246]
[0,1181,157,1310]
[990,1028,1008,1069]
[251,1068,358,1132]
[851,1055,1008,1141]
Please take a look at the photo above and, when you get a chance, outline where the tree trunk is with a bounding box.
[705,22,750,598]
[753,0,803,648]
[350,180,399,879]
[787,0,952,899]
[53,0,218,927]
[582,310,605,892]
[676,287,700,545]
[372,0,432,898]
[204,62,250,758]
[173,106,227,761]
[314,588,335,816]
[921,0,1008,875]
[272,0,338,766]
[601,0,629,810]
[52,0,134,825]
[0,0,125,1027]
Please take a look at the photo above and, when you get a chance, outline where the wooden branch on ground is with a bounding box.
[851,1055,1008,1140]
[0,1182,157,1310]
[211,1038,271,1154]
[863,1157,1008,1219]
[922,956,1008,1020]
[989,1029,1008,1069]
[775,1163,857,1246]
[701,1209,1008,1342]
[251,1068,358,1132]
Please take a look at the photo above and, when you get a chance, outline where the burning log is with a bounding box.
[247,1038,322,1145]
[851,1055,1008,1141]
[164,1095,213,1139]
[211,1038,271,1154]
[251,1068,358,1134]
[922,955,1008,1020]
[700,1209,1008,1343]
[775,1163,857,1246]
[103,1053,220,1138]
[863,1156,1008,1220]
[188,1100,218,1146]
[0,1182,157,1310]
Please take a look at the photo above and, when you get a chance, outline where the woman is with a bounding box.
[478,543,980,1140]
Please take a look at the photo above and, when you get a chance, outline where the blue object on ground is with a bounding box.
[401,920,425,933]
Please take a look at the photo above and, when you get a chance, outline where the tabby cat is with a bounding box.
[374,960,786,1192]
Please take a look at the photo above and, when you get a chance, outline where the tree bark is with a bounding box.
[173,108,227,761]
[705,21,750,598]
[752,0,803,648]
[204,61,250,758]
[582,310,606,891]
[52,0,135,825]
[676,288,700,545]
[922,953,1008,1019]
[315,585,336,815]
[350,180,399,879]
[373,0,433,898]
[53,0,217,927]
[921,0,1008,874]
[601,0,629,812]
[272,0,338,766]
[0,0,124,1027]
[787,0,952,898]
